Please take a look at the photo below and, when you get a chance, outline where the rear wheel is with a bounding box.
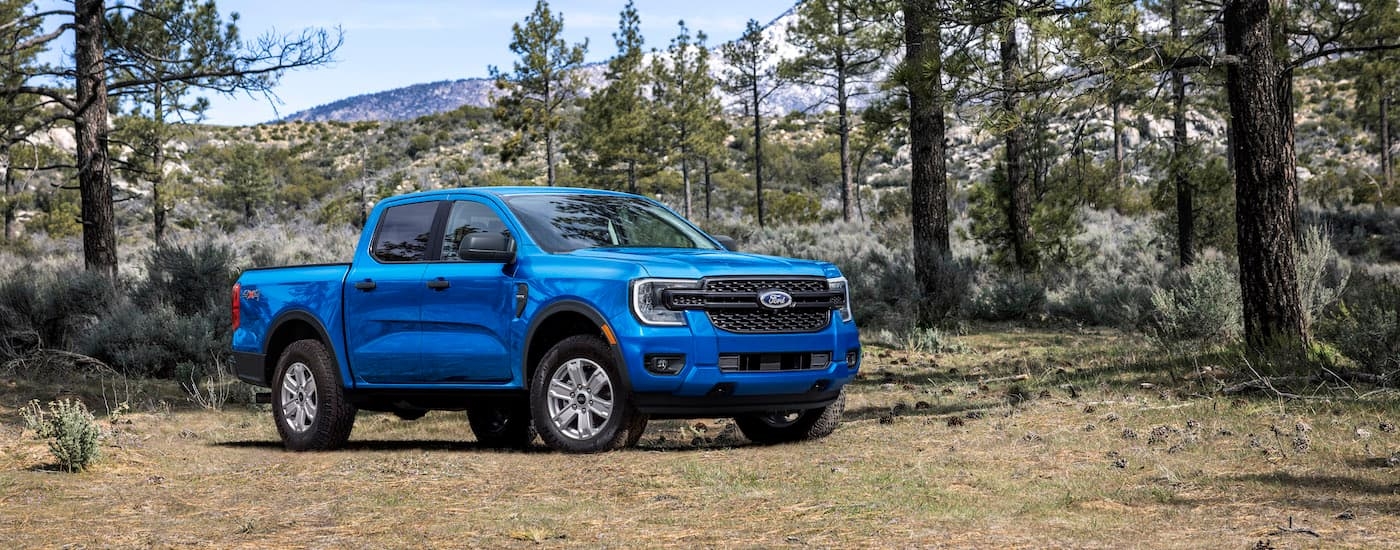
[468,399,534,449]
[529,335,643,453]
[734,388,846,445]
[273,339,356,451]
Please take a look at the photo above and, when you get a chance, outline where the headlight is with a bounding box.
[828,277,853,323]
[630,278,701,326]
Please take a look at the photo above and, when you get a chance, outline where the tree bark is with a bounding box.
[703,157,712,221]
[751,83,765,228]
[1381,73,1392,197]
[835,5,855,222]
[75,0,118,278]
[1171,0,1193,266]
[1223,0,1308,354]
[1112,93,1124,189]
[152,82,167,244]
[904,0,951,326]
[1000,13,1035,271]
[2,160,14,242]
[681,154,692,218]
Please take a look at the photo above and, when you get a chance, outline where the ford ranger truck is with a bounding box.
[231,187,861,453]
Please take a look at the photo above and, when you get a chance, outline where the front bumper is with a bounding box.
[614,310,860,415]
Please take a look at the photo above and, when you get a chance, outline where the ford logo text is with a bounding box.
[758,290,794,309]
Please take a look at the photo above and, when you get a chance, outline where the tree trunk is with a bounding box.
[905,0,951,327]
[2,159,15,242]
[545,80,556,187]
[1171,0,1192,266]
[703,158,712,221]
[1000,14,1035,272]
[836,5,854,222]
[75,0,118,278]
[1223,0,1308,354]
[681,144,692,218]
[751,85,765,229]
[1112,94,1124,189]
[627,159,637,195]
[1381,73,1392,198]
[838,80,854,222]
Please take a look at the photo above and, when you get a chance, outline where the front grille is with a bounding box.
[664,277,842,334]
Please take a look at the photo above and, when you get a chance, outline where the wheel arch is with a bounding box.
[523,300,631,392]
[263,310,341,387]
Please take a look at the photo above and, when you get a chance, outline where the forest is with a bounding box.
[2,1,1400,546]
[1,0,1395,384]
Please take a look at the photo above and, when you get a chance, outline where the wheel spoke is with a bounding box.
[577,407,595,437]
[552,405,578,428]
[586,369,609,395]
[565,360,585,387]
[549,379,574,401]
[588,397,612,419]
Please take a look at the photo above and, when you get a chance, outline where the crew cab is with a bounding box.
[231,187,861,452]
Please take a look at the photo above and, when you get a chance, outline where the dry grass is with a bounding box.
[3,325,1399,549]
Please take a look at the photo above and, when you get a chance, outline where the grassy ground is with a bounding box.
[2,325,1398,549]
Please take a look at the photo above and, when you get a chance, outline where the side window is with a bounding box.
[372,201,438,262]
[441,201,508,260]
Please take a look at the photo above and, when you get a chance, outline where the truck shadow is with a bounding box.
[213,440,552,453]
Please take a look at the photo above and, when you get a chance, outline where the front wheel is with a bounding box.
[273,339,357,451]
[734,388,846,445]
[529,335,644,453]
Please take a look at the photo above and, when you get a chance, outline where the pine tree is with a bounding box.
[573,1,654,193]
[720,19,781,228]
[899,0,953,326]
[780,0,894,222]
[653,21,725,218]
[490,0,587,187]
[1,0,340,276]
[0,0,44,243]
[221,143,271,223]
[108,0,237,243]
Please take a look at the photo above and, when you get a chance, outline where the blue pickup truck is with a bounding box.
[231,187,861,452]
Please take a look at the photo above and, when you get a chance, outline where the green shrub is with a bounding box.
[20,399,102,472]
[1315,269,1400,372]
[1146,252,1242,345]
[1047,210,1169,329]
[80,302,223,378]
[0,268,116,358]
[964,269,1046,322]
[1296,224,1350,328]
[136,241,236,316]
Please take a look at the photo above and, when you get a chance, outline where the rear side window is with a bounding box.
[372,201,438,262]
[441,201,508,260]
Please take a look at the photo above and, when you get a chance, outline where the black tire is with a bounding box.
[529,335,643,453]
[468,399,534,449]
[272,339,357,451]
[734,388,846,445]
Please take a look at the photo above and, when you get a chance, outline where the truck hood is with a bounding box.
[567,248,839,279]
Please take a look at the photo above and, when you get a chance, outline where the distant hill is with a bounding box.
[281,5,833,123]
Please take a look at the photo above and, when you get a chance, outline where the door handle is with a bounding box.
[353,279,377,291]
[427,278,451,290]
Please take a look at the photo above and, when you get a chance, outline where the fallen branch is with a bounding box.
[980,374,1030,384]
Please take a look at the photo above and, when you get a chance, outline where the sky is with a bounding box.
[189,0,801,125]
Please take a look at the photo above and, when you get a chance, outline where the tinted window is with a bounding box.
[504,194,717,253]
[372,201,438,262]
[441,201,508,260]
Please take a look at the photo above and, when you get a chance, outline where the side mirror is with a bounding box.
[458,233,516,263]
[714,235,738,251]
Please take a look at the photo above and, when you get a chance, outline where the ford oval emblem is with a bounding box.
[758,289,794,309]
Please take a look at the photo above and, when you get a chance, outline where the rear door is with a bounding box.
[343,199,441,384]
[418,199,516,383]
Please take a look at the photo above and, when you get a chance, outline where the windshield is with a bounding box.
[503,194,719,253]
